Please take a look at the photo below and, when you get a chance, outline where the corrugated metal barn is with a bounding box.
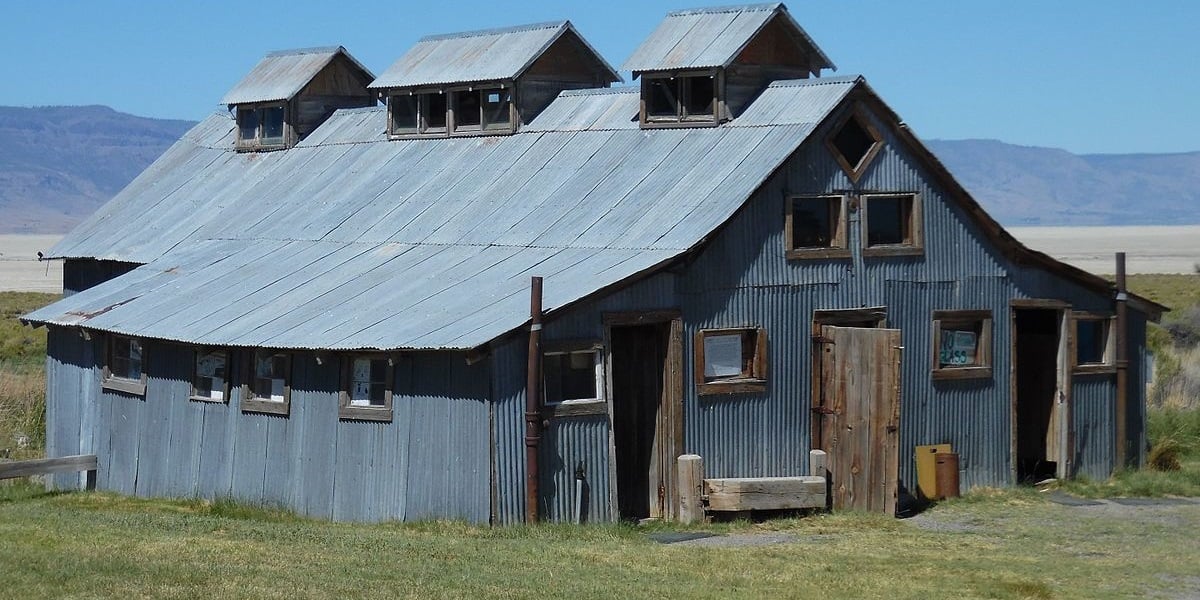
[24,3,1164,523]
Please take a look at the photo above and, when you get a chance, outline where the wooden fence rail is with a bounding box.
[0,454,97,489]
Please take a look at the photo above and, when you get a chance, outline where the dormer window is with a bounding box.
[641,72,719,127]
[388,88,514,138]
[236,104,286,150]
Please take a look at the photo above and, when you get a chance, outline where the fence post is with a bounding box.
[678,454,704,524]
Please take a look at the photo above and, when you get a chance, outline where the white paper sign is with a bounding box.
[939,330,977,366]
[704,334,743,378]
[270,378,285,401]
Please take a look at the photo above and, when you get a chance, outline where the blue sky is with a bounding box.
[3,1,1196,154]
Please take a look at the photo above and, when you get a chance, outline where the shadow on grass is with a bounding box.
[0,480,71,504]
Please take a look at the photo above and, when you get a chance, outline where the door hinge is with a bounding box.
[812,406,836,415]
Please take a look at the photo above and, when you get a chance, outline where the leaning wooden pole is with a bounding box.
[1114,253,1129,469]
[525,276,544,523]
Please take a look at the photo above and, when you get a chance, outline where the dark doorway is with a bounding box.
[609,323,670,521]
[1014,308,1062,482]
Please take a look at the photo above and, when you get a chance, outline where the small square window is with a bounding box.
[695,328,767,395]
[544,348,603,405]
[863,194,923,256]
[932,310,993,380]
[102,334,146,395]
[453,90,482,131]
[645,78,678,120]
[191,348,228,403]
[237,108,259,142]
[826,107,883,181]
[641,72,720,127]
[482,90,512,131]
[683,76,715,119]
[390,94,419,134]
[242,350,291,415]
[1073,313,1115,373]
[421,93,447,132]
[339,355,394,421]
[786,195,848,259]
[235,103,287,150]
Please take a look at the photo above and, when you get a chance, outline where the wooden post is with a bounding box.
[678,454,704,525]
[810,449,830,511]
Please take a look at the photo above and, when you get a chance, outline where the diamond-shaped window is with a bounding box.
[827,109,883,181]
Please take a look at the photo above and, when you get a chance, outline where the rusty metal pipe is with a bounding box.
[1114,252,1129,468]
[525,276,544,523]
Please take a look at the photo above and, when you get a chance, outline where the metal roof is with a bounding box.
[621,3,835,74]
[30,78,857,350]
[221,46,375,105]
[368,21,620,89]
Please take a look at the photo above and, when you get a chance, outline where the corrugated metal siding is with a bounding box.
[221,47,372,105]
[539,415,610,523]
[491,337,527,525]
[1072,374,1116,480]
[1126,312,1148,468]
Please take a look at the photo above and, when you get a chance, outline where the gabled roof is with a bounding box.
[220,46,375,106]
[369,21,621,89]
[622,3,835,74]
[28,78,857,350]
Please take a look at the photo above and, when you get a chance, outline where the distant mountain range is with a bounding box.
[0,105,1196,233]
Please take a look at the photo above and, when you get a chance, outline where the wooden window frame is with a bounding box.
[241,349,292,416]
[824,105,883,182]
[861,193,924,257]
[388,85,516,139]
[931,310,993,380]
[694,327,767,395]
[542,340,607,418]
[785,194,850,259]
[235,102,288,152]
[1072,312,1116,374]
[190,347,231,403]
[101,334,147,396]
[639,70,722,129]
[338,353,395,422]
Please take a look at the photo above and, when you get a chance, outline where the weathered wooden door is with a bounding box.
[816,325,902,514]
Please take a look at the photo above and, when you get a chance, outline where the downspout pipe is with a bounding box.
[525,276,544,523]
[1114,253,1129,468]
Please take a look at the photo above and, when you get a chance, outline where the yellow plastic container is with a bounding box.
[915,444,952,500]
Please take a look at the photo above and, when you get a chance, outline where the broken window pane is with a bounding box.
[193,350,226,400]
[866,195,912,246]
[260,106,285,142]
[645,78,678,119]
[254,351,288,402]
[110,336,143,381]
[483,89,511,130]
[791,197,837,249]
[454,90,482,129]
[350,357,388,407]
[1076,320,1108,364]
[421,93,447,130]
[390,94,419,133]
[237,107,259,141]
[544,350,598,404]
[683,76,715,117]
[832,114,877,171]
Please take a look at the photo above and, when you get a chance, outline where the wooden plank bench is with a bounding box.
[0,454,97,489]
[679,450,829,522]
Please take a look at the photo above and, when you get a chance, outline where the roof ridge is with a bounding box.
[418,20,568,42]
[559,86,639,97]
[767,75,863,88]
[264,46,344,57]
[666,2,781,17]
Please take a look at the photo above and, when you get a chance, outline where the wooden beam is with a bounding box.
[0,454,97,480]
[678,454,704,525]
[703,476,826,511]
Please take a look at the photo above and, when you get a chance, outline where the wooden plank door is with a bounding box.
[817,325,902,514]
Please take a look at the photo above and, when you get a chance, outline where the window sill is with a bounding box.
[697,378,767,396]
[863,245,924,258]
[241,398,290,416]
[1073,364,1116,376]
[640,118,721,129]
[932,366,993,381]
[786,247,852,260]
[102,377,146,396]
[339,405,393,422]
[543,399,608,418]
[189,395,227,404]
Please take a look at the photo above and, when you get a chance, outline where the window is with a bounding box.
[694,328,767,395]
[235,103,287,150]
[242,350,291,415]
[544,345,603,403]
[641,72,720,127]
[1074,313,1115,373]
[389,88,513,137]
[931,310,993,380]
[191,348,229,403]
[826,108,882,181]
[862,194,923,256]
[339,355,394,421]
[786,195,848,259]
[102,334,146,395]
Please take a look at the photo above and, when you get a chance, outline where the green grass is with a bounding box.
[0,291,56,364]
[0,291,56,459]
[0,484,1197,599]
[1122,274,1200,313]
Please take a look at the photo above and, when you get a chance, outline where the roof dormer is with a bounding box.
[623,3,835,128]
[369,21,621,139]
[222,46,376,151]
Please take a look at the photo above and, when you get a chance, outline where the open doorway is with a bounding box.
[1013,307,1067,482]
[607,315,682,521]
